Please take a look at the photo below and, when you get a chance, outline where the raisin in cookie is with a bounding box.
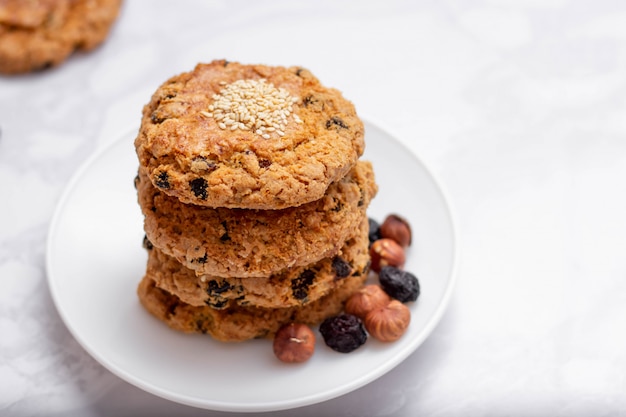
[136,160,377,278]
[134,60,365,209]
[146,217,370,309]
[0,0,122,75]
[137,272,367,343]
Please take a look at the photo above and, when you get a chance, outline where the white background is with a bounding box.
[1,0,626,416]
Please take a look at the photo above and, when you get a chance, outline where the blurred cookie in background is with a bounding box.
[0,0,123,75]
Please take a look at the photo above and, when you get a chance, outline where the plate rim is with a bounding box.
[45,116,459,412]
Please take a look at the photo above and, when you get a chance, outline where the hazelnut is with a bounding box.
[345,285,391,320]
[273,323,316,363]
[380,214,412,247]
[364,300,411,342]
[369,238,406,272]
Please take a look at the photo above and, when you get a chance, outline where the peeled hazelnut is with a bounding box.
[364,300,411,342]
[380,214,412,248]
[273,323,315,363]
[370,238,406,272]
[344,285,391,320]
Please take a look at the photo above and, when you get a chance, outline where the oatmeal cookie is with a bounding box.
[134,60,365,209]
[136,272,367,343]
[0,0,122,74]
[146,217,370,309]
[136,160,377,278]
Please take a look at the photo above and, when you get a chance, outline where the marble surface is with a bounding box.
[2,0,626,415]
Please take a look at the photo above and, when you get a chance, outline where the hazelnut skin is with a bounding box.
[364,300,411,342]
[273,323,316,363]
[380,214,412,248]
[344,285,391,320]
[369,238,406,272]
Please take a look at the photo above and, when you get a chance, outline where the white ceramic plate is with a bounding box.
[46,120,457,412]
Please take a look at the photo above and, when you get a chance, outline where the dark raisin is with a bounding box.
[142,235,153,250]
[295,68,305,76]
[292,269,315,300]
[205,298,228,309]
[133,174,140,189]
[206,280,233,295]
[319,314,367,353]
[332,256,351,278]
[302,95,317,107]
[325,116,348,130]
[368,218,382,246]
[331,198,343,212]
[189,177,208,199]
[259,158,272,169]
[219,221,231,242]
[154,171,170,189]
[151,112,166,124]
[194,253,208,264]
[378,266,420,302]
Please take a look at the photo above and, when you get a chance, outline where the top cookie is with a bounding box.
[134,60,365,209]
[0,0,123,74]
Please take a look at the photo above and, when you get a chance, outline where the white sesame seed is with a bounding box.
[206,78,301,139]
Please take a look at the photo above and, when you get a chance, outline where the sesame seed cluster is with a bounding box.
[202,79,303,139]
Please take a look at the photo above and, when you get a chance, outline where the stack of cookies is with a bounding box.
[133,60,377,342]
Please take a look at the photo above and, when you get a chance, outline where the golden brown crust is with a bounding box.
[137,272,367,343]
[134,60,365,209]
[147,217,371,309]
[0,0,122,74]
[136,160,377,278]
